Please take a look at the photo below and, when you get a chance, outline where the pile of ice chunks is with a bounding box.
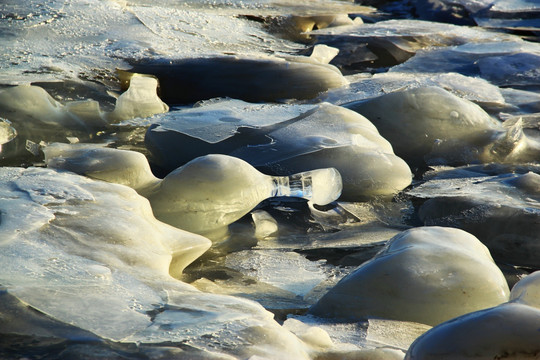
[2,0,540,359]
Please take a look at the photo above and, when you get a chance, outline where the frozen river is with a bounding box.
[1,0,540,359]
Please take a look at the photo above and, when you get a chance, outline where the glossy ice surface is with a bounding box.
[2,0,540,358]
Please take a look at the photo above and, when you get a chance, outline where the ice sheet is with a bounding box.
[321,72,506,107]
[146,99,317,144]
[391,40,540,89]
[225,250,327,297]
[310,19,509,43]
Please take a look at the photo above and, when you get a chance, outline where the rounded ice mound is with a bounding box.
[276,145,412,200]
[309,226,510,326]
[405,303,540,360]
[43,143,159,192]
[147,154,342,239]
[503,171,540,195]
[510,271,540,309]
[141,100,412,201]
[345,86,504,167]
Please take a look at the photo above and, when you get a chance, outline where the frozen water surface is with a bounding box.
[145,99,317,144]
[2,0,540,358]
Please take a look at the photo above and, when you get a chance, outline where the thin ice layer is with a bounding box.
[307,19,515,69]
[309,18,510,43]
[146,99,317,144]
[321,71,506,107]
[391,40,540,88]
[225,250,327,297]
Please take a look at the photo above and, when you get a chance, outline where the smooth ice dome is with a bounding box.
[510,271,540,309]
[405,303,540,360]
[147,154,343,238]
[345,86,505,166]
[44,143,160,192]
[309,226,510,326]
[121,53,348,104]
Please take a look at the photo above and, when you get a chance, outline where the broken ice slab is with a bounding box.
[143,98,318,147]
[407,165,540,268]
[320,71,507,109]
[0,118,17,147]
[119,52,347,104]
[284,315,429,357]
[307,19,514,71]
[142,100,412,200]
[391,40,540,90]
[473,0,540,33]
